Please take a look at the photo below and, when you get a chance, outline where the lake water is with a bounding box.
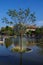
[0,45,43,65]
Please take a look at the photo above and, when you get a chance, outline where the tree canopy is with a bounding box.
[2,8,36,35]
[2,8,36,25]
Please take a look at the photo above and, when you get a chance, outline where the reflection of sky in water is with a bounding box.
[0,46,12,56]
[23,46,43,65]
[0,37,43,65]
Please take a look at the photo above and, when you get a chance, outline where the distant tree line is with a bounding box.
[0,26,14,36]
[0,25,43,37]
[35,26,43,43]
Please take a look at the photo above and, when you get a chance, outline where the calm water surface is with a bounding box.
[0,45,43,65]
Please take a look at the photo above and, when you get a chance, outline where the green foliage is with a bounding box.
[1,26,14,36]
[30,12,36,23]
[35,28,41,34]
[2,8,36,25]
[14,23,26,35]
[5,38,12,48]
[35,26,43,35]
[26,30,32,36]
[1,8,36,49]
[28,30,32,35]
[1,8,36,35]
[40,26,43,34]
[35,26,43,44]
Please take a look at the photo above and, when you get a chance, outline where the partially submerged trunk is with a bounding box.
[20,34,23,50]
[20,34,23,65]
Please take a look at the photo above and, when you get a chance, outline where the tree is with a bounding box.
[35,26,43,37]
[1,26,14,36]
[2,8,36,65]
[2,8,36,50]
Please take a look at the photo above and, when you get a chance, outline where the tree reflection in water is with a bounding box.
[36,43,43,55]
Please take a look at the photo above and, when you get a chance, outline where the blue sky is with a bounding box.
[0,0,43,28]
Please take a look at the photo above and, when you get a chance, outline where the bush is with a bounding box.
[5,38,12,48]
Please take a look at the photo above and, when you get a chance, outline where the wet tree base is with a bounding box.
[11,47,31,53]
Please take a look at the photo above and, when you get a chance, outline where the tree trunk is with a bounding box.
[20,34,22,50]
[19,34,23,65]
